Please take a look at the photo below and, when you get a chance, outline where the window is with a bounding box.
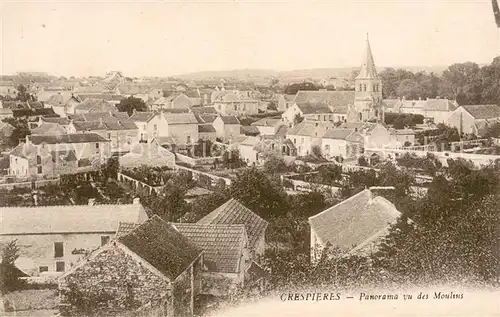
[325,144,330,151]
[95,143,99,149]
[54,242,64,258]
[359,84,362,91]
[39,266,49,273]
[363,84,367,91]
[56,261,65,272]
[101,236,110,246]
[187,136,191,144]
[36,155,41,164]
[154,124,157,131]
[37,166,43,174]
[234,104,237,111]
[293,138,296,144]
[108,133,111,139]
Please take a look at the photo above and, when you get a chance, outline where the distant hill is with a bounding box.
[175,66,449,81]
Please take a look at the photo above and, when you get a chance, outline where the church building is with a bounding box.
[348,35,384,123]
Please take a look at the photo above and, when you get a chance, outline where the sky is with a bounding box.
[1,0,499,77]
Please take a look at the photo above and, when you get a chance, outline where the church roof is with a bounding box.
[356,35,378,79]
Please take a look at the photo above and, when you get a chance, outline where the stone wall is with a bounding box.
[59,245,172,316]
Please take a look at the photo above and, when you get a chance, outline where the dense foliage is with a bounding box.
[384,113,424,129]
[116,96,148,115]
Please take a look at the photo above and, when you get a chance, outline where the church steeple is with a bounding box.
[356,33,378,79]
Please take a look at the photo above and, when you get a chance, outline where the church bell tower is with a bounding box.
[350,34,383,122]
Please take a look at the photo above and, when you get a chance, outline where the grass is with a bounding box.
[2,289,58,312]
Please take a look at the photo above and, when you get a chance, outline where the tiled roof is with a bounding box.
[197,198,268,253]
[72,112,128,123]
[198,124,216,133]
[240,125,260,135]
[119,142,175,168]
[286,121,330,137]
[462,104,500,119]
[1,203,148,235]
[294,91,355,108]
[74,98,115,111]
[164,113,198,124]
[219,115,240,125]
[161,108,190,114]
[28,133,109,144]
[119,215,202,280]
[322,128,357,140]
[72,121,106,131]
[239,136,259,147]
[129,111,156,122]
[200,115,217,123]
[31,123,66,135]
[115,222,140,238]
[191,106,218,115]
[275,125,288,137]
[296,102,332,114]
[42,117,71,125]
[423,99,457,112]
[46,93,81,106]
[308,189,401,252]
[172,223,246,273]
[284,94,296,101]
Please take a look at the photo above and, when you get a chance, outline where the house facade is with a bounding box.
[213,115,241,142]
[321,129,364,160]
[59,215,201,317]
[0,200,148,276]
[212,91,259,116]
[74,98,117,114]
[447,104,500,136]
[129,111,163,143]
[151,93,193,111]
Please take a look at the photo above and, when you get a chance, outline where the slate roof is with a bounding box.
[164,113,198,124]
[28,133,109,144]
[296,102,332,114]
[1,203,148,235]
[308,189,401,252]
[462,104,500,119]
[219,115,240,125]
[119,215,202,281]
[294,91,355,108]
[172,223,246,273]
[129,111,156,122]
[198,124,216,133]
[197,198,268,252]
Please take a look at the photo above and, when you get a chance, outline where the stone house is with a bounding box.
[0,199,148,276]
[22,133,111,164]
[308,187,402,263]
[212,115,241,142]
[390,128,416,146]
[238,136,296,165]
[396,98,458,124]
[212,90,259,116]
[59,215,201,317]
[31,122,67,136]
[281,102,347,127]
[163,112,199,145]
[129,111,163,143]
[45,93,82,117]
[198,124,217,141]
[38,116,72,130]
[151,93,193,111]
[0,107,14,119]
[321,128,364,160]
[67,120,138,152]
[197,198,268,262]
[275,94,296,112]
[250,118,284,136]
[285,121,331,157]
[447,104,500,136]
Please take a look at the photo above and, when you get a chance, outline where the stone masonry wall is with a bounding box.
[59,245,171,316]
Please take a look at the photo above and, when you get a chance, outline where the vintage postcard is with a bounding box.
[0,0,499,316]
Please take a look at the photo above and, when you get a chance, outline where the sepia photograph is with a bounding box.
[0,0,499,316]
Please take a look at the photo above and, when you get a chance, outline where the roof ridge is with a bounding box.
[0,203,139,209]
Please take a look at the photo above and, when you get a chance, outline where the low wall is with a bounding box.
[174,165,232,187]
[175,153,223,167]
[281,173,340,195]
[0,178,60,190]
[117,172,164,194]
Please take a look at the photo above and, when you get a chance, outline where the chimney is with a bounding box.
[133,197,141,205]
[369,186,396,202]
[88,198,96,206]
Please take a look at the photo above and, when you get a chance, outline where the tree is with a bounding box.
[117,96,148,116]
[230,167,288,219]
[317,164,342,185]
[358,156,368,166]
[311,145,322,159]
[180,191,229,222]
[1,240,24,293]
[2,118,31,147]
[293,113,304,125]
[263,154,289,175]
[16,84,32,102]
[284,82,318,95]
